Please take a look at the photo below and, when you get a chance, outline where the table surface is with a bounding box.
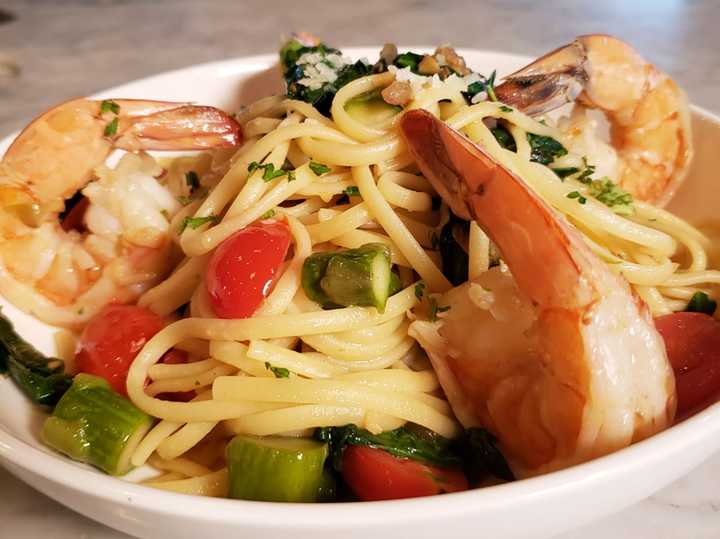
[2,0,720,537]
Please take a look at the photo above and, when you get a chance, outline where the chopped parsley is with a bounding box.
[287,170,296,182]
[280,39,371,116]
[567,191,587,204]
[343,186,360,196]
[527,133,568,165]
[684,291,717,316]
[309,162,331,176]
[178,215,219,233]
[414,281,426,299]
[462,70,497,103]
[551,167,580,179]
[587,178,634,215]
[248,161,290,182]
[99,99,120,115]
[103,117,119,137]
[176,195,193,206]
[576,163,596,184]
[393,51,424,73]
[264,362,290,378]
[499,105,513,113]
[260,209,276,220]
[491,125,516,151]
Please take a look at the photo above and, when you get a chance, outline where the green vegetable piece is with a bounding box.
[345,88,402,124]
[437,212,470,286]
[499,105,513,113]
[567,191,587,204]
[99,99,120,115]
[264,361,290,378]
[388,271,402,296]
[414,281,426,299]
[551,167,580,179]
[316,424,461,472]
[301,243,393,312]
[393,51,424,72]
[685,291,717,315]
[490,125,516,152]
[316,470,337,502]
[527,133,567,165]
[0,310,71,406]
[343,186,361,197]
[226,435,329,502]
[458,428,515,483]
[42,374,153,475]
[587,177,634,215]
[103,117,119,137]
[308,161,331,176]
[179,215,219,233]
[279,39,370,116]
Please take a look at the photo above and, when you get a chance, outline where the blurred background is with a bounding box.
[1,0,719,137]
[1,1,720,537]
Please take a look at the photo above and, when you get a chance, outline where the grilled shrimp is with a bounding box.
[494,34,692,206]
[400,109,675,477]
[0,98,241,327]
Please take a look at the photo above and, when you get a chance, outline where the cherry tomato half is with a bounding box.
[206,221,291,319]
[342,445,468,501]
[75,305,164,395]
[655,312,720,417]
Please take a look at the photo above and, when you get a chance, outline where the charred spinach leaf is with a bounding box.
[685,291,717,316]
[0,310,72,406]
[316,424,461,471]
[527,133,568,165]
[457,428,515,483]
[279,39,371,116]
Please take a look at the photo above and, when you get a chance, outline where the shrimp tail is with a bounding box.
[495,40,589,115]
[111,100,242,151]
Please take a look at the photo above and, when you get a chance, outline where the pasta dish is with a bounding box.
[0,33,718,502]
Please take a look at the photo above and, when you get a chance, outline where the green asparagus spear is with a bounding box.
[42,374,153,475]
[0,309,71,406]
[302,243,394,312]
[226,435,329,502]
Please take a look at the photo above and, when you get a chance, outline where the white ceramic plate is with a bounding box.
[1,48,720,539]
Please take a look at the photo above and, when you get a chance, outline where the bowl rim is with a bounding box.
[1,48,720,527]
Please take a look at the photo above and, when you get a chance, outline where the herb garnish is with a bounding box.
[428,296,450,321]
[309,162,331,176]
[178,215,219,233]
[567,191,587,204]
[587,178,634,215]
[264,362,290,378]
[462,70,498,103]
[414,281,426,299]
[260,209,276,220]
[316,424,461,471]
[685,291,717,315]
[499,105,513,113]
[248,161,288,182]
[103,117,119,137]
[100,99,120,115]
[343,186,360,196]
[527,133,568,165]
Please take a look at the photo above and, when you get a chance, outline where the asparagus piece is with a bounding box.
[226,435,329,502]
[0,309,71,406]
[42,374,153,475]
[302,243,394,312]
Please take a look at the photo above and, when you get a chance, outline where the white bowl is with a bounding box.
[1,48,719,539]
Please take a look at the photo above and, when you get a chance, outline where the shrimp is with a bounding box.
[399,109,676,477]
[0,98,241,327]
[494,34,693,206]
